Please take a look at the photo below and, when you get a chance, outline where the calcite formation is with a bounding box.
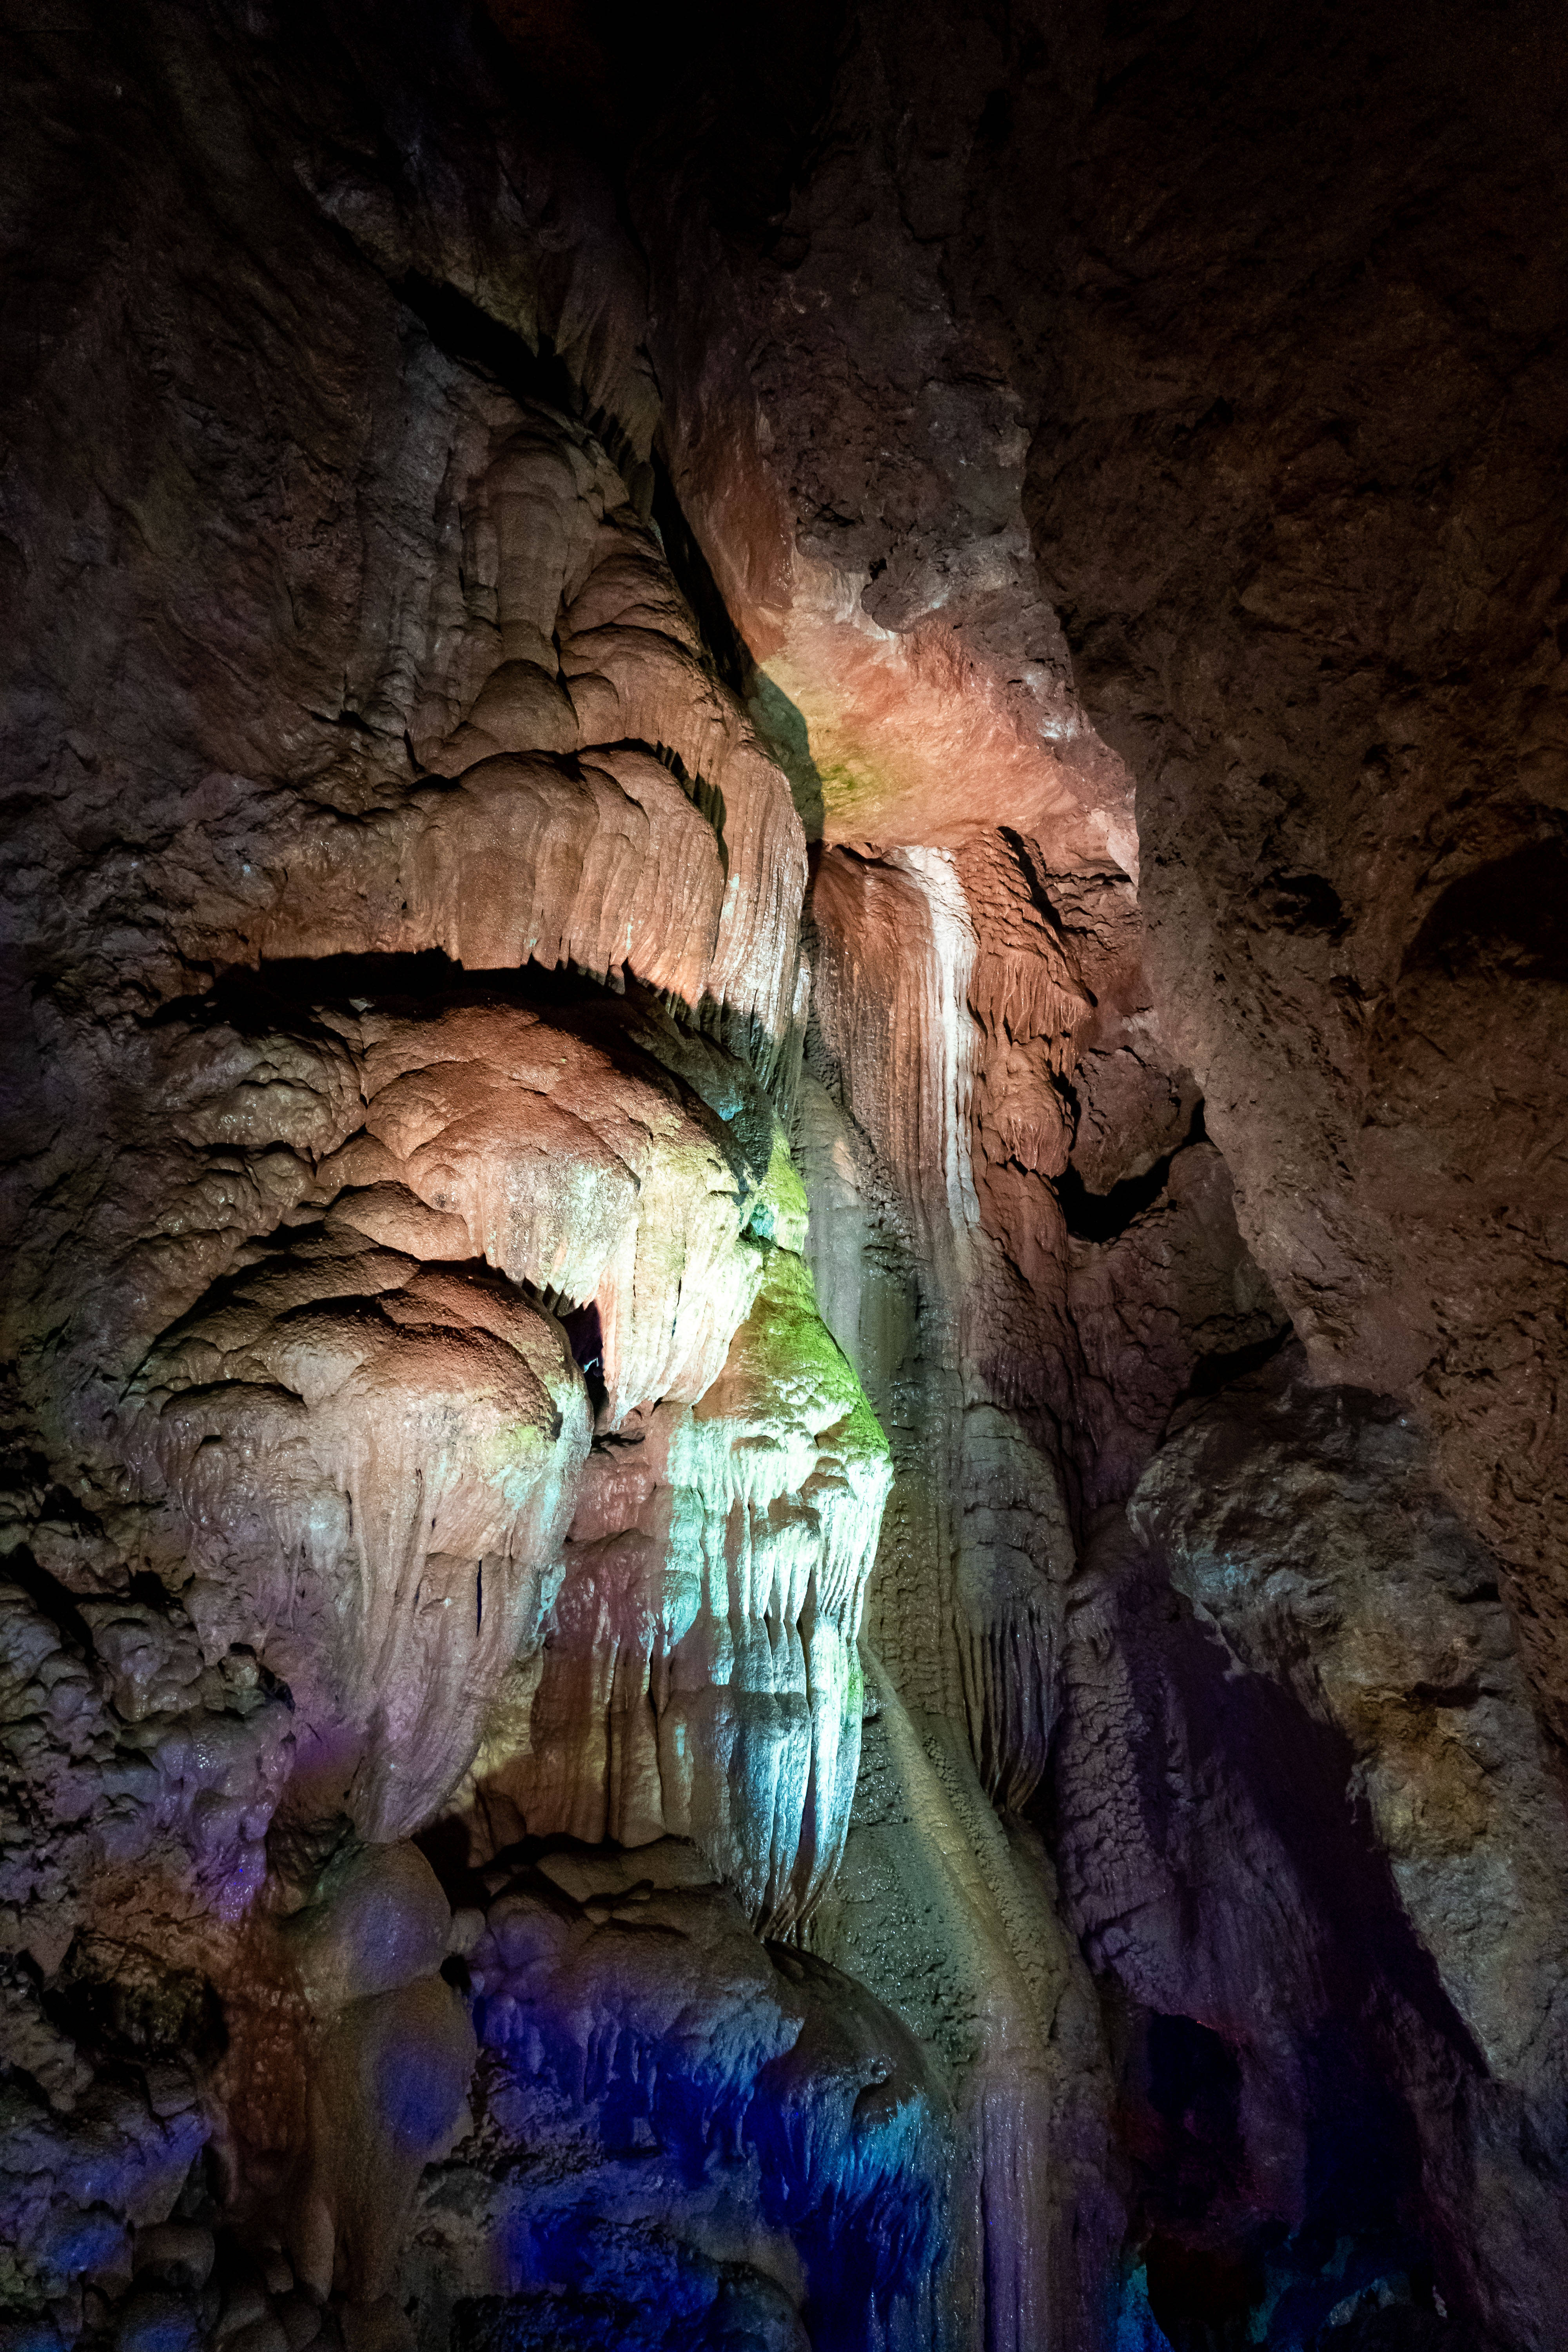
[2,5,1564,2352]
[466,1249,891,1934]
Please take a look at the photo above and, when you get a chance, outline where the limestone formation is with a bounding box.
[2,5,1564,2352]
[458,1250,892,1934]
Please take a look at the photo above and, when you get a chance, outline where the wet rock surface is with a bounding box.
[3,4,1565,2350]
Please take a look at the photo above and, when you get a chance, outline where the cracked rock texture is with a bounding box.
[3,4,1565,2352]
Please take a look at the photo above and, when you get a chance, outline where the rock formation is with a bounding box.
[2,5,1563,2350]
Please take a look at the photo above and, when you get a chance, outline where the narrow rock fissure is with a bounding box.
[1055,1098,1207,1241]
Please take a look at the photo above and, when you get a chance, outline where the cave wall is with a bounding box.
[2,5,1565,2352]
[626,0,1568,1742]
[610,7,1568,2330]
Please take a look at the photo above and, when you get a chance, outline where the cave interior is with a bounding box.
[1,5,1566,2352]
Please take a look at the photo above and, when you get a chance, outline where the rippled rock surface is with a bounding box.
[3,5,1564,2351]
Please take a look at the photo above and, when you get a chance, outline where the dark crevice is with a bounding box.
[650,450,753,698]
[1056,1100,1206,1241]
[562,1300,608,1419]
[1248,868,1350,940]
[305,706,377,737]
[1000,828,1092,978]
[185,949,613,1027]
[598,736,728,874]
[396,274,650,509]
[1411,1677,1483,1710]
[44,1938,229,2069]
[398,272,581,418]
[1406,838,1568,984]
[1178,1322,1294,1403]
[1,1546,98,1662]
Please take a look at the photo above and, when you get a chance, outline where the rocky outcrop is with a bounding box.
[1052,1359,1568,2347]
